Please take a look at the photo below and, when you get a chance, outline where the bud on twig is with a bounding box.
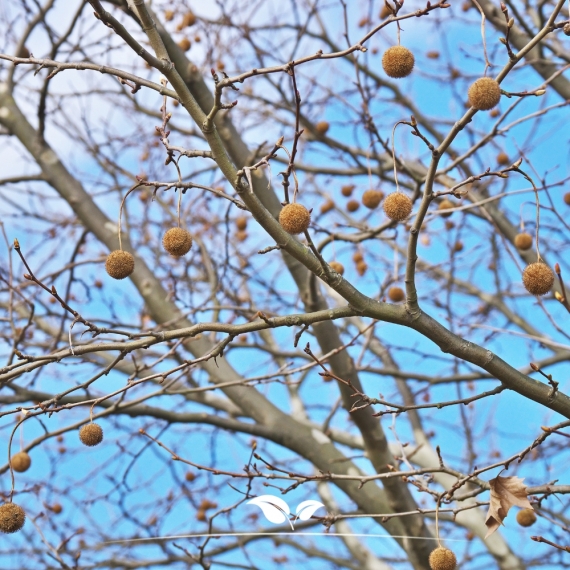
[530,362,539,371]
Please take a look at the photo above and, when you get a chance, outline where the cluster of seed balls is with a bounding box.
[0,422,104,534]
[381,46,502,113]
[105,227,193,280]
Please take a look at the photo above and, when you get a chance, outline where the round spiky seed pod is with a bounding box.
[429,547,457,570]
[346,199,360,213]
[383,192,412,221]
[516,508,537,527]
[279,203,311,234]
[105,250,135,280]
[438,199,455,218]
[315,121,330,135]
[353,251,364,263]
[382,46,415,78]
[51,503,63,514]
[453,241,464,252]
[564,192,570,205]
[320,199,335,214]
[388,286,405,302]
[329,261,345,275]
[362,189,384,209]
[522,262,554,296]
[468,77,501,111]
[497,151,510,166]
[178,38,191,51]
[164,9,174,21]
[236,231,248,242]
[181,11,196,27]
[79,423,103,447]
[514,233,533,250]
[163,227,193,257]
[0,503,25,534]
[341,184,355,197]
[11,451,31,473]
[356,261,368,276]
[236,217,248,231]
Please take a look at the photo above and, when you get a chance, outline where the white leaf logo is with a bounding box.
[247,495,291,525]
[295,500,325,521]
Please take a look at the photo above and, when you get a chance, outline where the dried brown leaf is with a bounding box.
[485,475,532,537]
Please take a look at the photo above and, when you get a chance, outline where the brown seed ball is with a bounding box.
[279,203,311,234]
[388,286,405,302]
[453,241,464,252]
[353,251,363,263]
[11,451,31,473]
[468,77,501,111]
[79,423,103,447]
[383,192,412,221]
[178,38,191,51]
[341,184,355,197]
[181,11,196,27]
[380,4,392,18]
[490,108,501,118]
[329,261,345,275]
[164,9,174,21]
[51,503,63,514]
[516,508,537,527]
[429,547,457,570]
[564,192,570,205]
[382,46,415,78]
[514,233,533,250]
[236,216,248,231]
[320,199,335,214]
[362,189,384,209]
[315,121,330,135]
[185,471,196,482]
[522,262,554,296]
[196,510,207,521]
[426,51,440,59]
[356,261,368,276]
[346,199,360,213]
[438,199,455,218]
[497,151,510,166]
[236,231,248,242]
[0,503,25,534]
[163,227,193,257]
[105,250,135,280]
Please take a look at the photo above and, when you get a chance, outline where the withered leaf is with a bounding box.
[485,475,532,537]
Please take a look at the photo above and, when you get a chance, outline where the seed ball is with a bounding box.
[522,262,555,296]
[105,250,135,280]
[438,199,455,218]
[320,199,335,214]
[362,189,384,209]
[353,251,364,263]
[346,199,360,213]
[382,46,415,78]
[341,184,355,197]
[564,192,570,205]
[516,508,537,527]
[178,38,191,51]
[356,261,368,276]
[329,261,345,275]
[11,451,31,473]
[279,203,311,234]
[236,231,248,242]
[315,121,330,135]
[236,217,248,231]
[388,286,405,302]
[383,192,412,221]
[497,152,510,166]
[164,9,174,21]
[514,233,533,250]
[79,423,103,447]
[468,77,501,111]
[163,227,193,257]
[185,471,196,482]
[429,546,457,570]
[51,503,63,514]
[453,241,464,252]
[181,11,196,27]
[0,503,25,534]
